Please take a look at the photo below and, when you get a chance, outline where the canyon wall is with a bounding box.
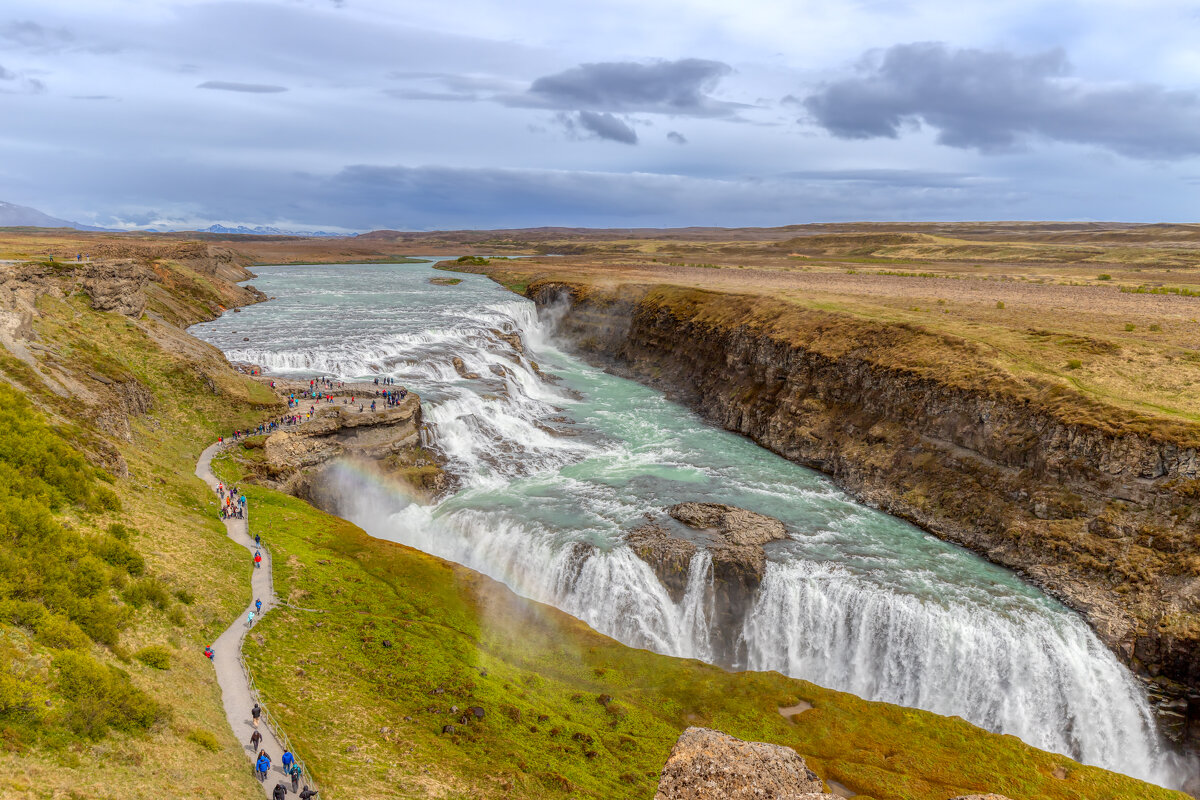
[528,280,1200,746]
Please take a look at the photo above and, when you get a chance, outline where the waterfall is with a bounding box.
[194,262,1192,789]
[742,560,1173,781]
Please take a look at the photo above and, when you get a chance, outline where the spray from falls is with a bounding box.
[197,263,1193,789]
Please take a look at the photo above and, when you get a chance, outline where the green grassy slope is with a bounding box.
[218,453,1187,800]
[0,263,278,799]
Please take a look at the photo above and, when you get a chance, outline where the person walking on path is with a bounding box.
[252,703,262,728]
[247,610,255,628]
[273,783,289,799]
[255,598,262,614]
[299,788,317,800]
[288,762,302,792]
[250,729,262,751]
[256,751,271,782]
[255,550,263,569]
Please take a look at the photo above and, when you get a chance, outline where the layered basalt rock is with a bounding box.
[530,279,1200,747]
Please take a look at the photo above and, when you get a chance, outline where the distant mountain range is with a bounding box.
[0,200,110,231]
[198,224,347,237]
[0,200,349,237]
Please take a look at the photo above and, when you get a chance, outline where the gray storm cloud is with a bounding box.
[557,111,639,144]
[1,20,73,50]
[803,42,1200,159]
[2,0,1197,228]
[197,81,289,93]
[520,58,737,116]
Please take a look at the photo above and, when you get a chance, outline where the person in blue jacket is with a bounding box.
[256,750,271,781]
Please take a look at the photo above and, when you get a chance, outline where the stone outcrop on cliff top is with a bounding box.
[654,727,826,800]
[81,260,152,316]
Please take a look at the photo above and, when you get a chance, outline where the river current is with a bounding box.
[193,260,1189,788]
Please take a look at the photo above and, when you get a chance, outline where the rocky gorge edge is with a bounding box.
[232,382,449,508]
[527,279,1200,748]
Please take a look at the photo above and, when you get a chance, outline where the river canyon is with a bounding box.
[192,260,1193,790]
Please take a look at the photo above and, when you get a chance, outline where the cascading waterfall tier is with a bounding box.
[192,261,1191,789]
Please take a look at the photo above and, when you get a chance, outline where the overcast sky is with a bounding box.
[2,0,1198,231]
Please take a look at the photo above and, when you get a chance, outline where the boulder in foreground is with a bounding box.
[654,726,826,800]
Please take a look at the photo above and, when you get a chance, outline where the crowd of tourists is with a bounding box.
[217,481,247,520]
[219,417,300,444]
[252,734,314,796]
[209,464,318,797]
[204,374,430,797]
[377,386,408,406]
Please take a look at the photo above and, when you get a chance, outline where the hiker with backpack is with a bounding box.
[288,762,303,792]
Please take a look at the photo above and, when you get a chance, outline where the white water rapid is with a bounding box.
[193,261,1192,789]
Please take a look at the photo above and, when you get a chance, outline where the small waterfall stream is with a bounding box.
[193,261,1191,788]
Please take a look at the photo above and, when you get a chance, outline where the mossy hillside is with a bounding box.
[216,459,1185,800]
[0,285,280,798]
[0,382,256,799]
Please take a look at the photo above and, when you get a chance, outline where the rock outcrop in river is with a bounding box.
[530,279,1200,747]
[627,502,787,664]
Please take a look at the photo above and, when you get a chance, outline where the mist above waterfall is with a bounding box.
[194,261,1193,788]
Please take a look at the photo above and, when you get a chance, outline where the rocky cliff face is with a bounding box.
[0,251,268,473]
[529,280,1200,747]
[247,389,446,508]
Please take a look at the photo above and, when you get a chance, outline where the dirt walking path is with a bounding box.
[196,442,312,798]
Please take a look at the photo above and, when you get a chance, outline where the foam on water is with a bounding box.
[193,261,1192,788]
